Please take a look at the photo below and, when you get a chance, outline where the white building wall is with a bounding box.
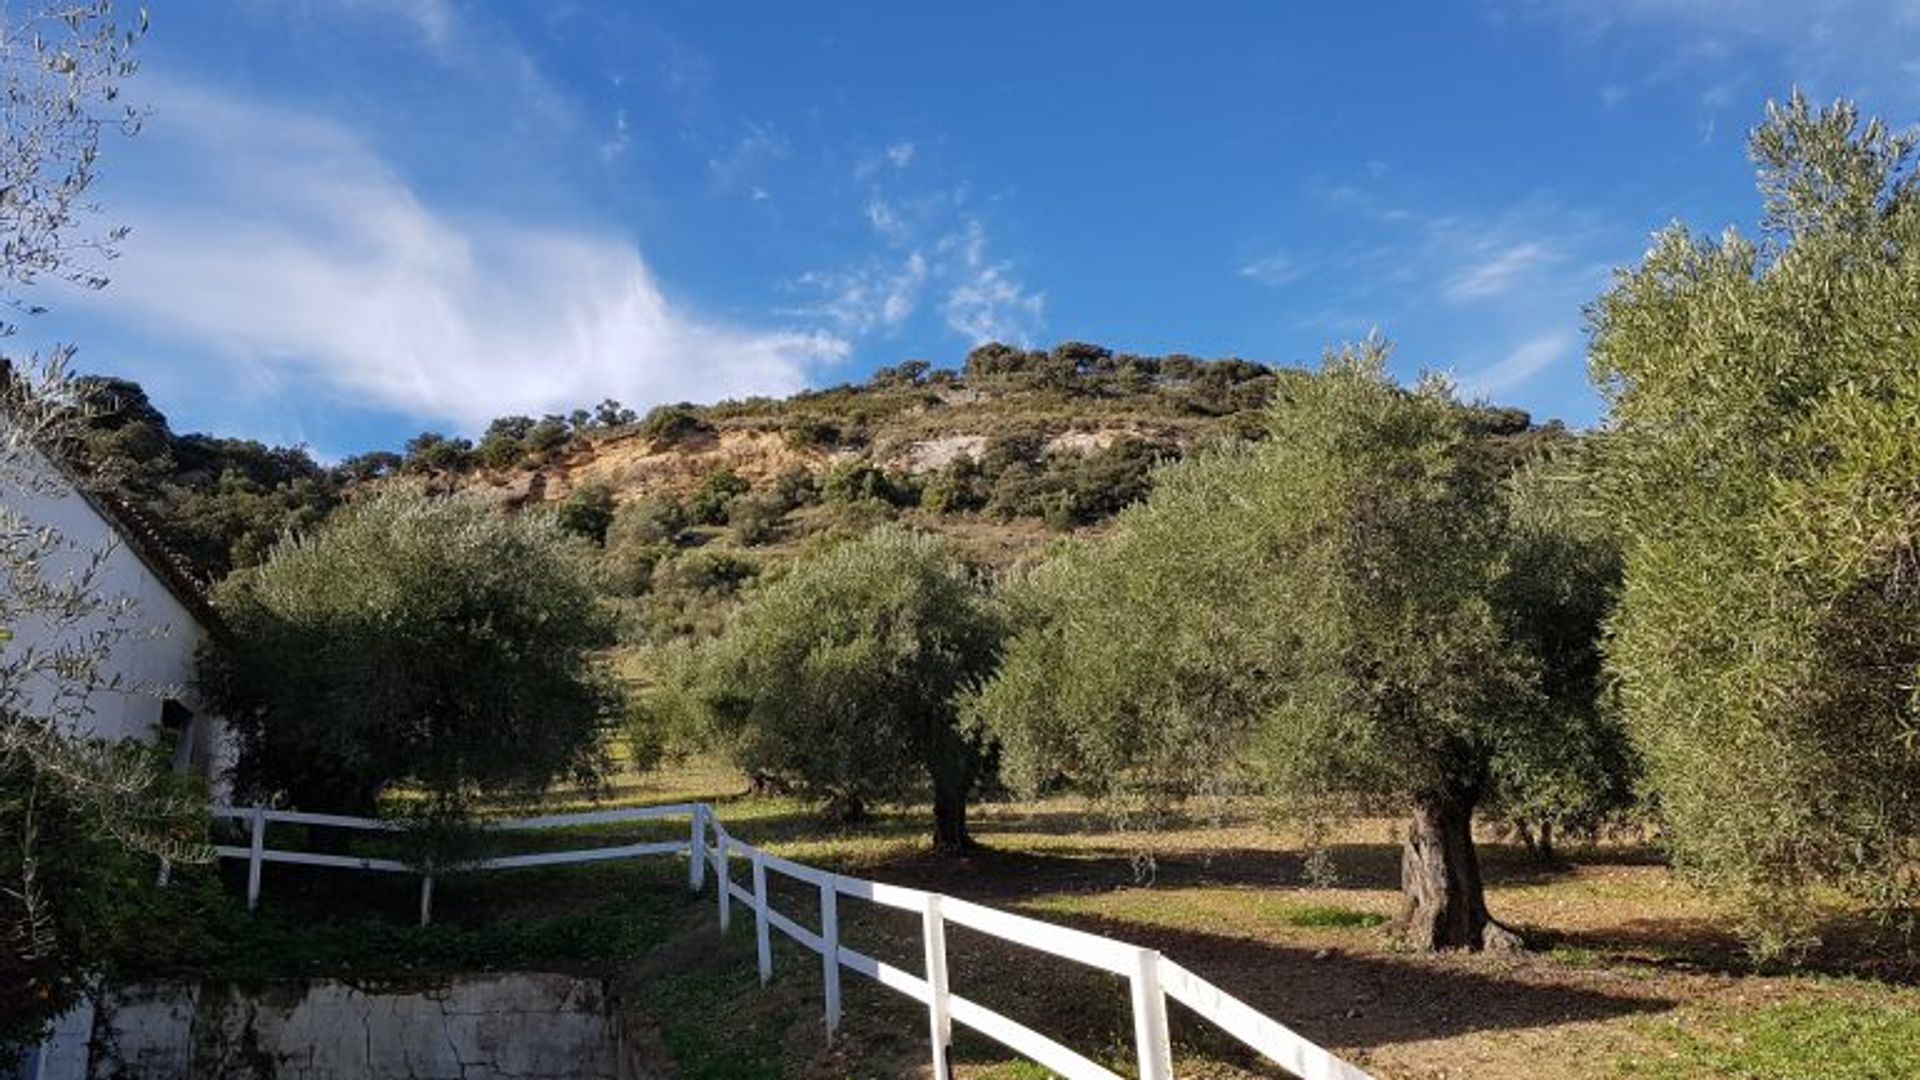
[3,442,216,759]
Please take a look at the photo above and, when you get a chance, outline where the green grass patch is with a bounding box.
[114,860,692,983]
[1624,996,1920,1079]
[1281,903,1387,929]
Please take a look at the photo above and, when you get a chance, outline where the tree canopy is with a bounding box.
[644,526,1004,851]
[202,486,618,816]
[1589,91,1920,952]
[973,343,1620,948]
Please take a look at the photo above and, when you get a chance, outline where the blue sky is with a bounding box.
[23,1,1920,457]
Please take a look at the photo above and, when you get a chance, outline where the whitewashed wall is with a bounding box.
[3,441,222,776]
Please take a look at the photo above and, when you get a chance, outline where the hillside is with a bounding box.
[68,342,1543,606]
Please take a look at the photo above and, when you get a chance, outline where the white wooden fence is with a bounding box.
[209,802,1374,1080]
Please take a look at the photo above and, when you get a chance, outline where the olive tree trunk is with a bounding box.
[931,779,971,854]
[1398,795,1522,951]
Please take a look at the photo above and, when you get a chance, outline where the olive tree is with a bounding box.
[1485,452,1636,863]
[646,526,1004,852]
[0,2,206,1047]
[1589,92,1920,953]
[201,486,618,816]
[973,344,1619,949]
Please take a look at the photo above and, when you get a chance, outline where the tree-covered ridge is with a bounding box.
[65,341,1551,588]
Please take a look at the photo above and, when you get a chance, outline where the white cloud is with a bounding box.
[340,0,456,57]
[1522,0,1920,111]
[865,198,910,244]
[1239,252,1306,286]
[598,108,631,162]
[708,121,790,191]
[940,221,1044,345]
[796,179,1044,347]
[1444,241,1553,302]
[74,82,846,429]
[856,139,920,179]
[794,253,929,336]
[1454,332,1573,398]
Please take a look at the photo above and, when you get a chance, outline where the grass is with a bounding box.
[1284,903,1389,929]
[1622,994,1920,1079]
[142,759,1920,1080]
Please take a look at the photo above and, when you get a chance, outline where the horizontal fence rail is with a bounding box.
[209,802,1372,1080]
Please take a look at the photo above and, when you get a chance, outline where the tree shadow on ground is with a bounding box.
[1536,912,1920,985]
[807,880,1676,1069]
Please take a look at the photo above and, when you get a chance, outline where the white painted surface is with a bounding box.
[1,441,226,787]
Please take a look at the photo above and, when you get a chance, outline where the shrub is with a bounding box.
[728,494,786,546]
[686,468,750,526]
[653,549,758,595]
[821,460,917,508]
[771,467,821,510]
[638,404,714,443]
[554,482,616,544]
[781,414,840,450]
[920,455,991,514]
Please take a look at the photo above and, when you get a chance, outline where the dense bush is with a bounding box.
[821,460,918,508]
[202,487,618,816]
[686,468,750,526]
[727,494,786,546]
[638,404,715,443]
[781,414,841,449]
[554,482,616,544]
[771,467,821,510]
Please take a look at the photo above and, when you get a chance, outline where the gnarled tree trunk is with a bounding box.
[931,779,970,855]
[1398,795,1521,951]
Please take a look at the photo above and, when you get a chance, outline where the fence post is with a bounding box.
[688,804,706,892]
[751,848,772,984]
[716,835,731,931]
[418,871,435,927]
[245,804,266,911]
[921,894,952,1080]
[1129,948,1173,1080]
[819,878,841,1036]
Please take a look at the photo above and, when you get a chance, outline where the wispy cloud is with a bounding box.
[1518,0,1920,111]
[1239,252,1306,286]
[795,253,929,336]
[795,154,1045,346]
[855,138,920,179]
[1444,241,1554,302]
[598,108,631,163]
[940,220,1044,345]
[709,120,791,191]
[1453,332,1574,399]
[75,81,847,429]
[340,0,456,57]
